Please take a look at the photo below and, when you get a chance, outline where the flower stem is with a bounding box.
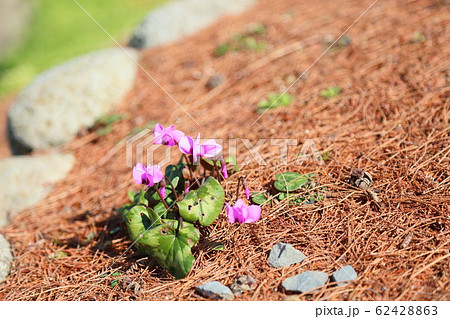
[183,154,194,180]
[235,177,242,201]
[153,185,169,211]
[213,160,218,179]
[164,175,179,201]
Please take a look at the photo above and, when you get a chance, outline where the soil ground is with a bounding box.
[0,0,449,301]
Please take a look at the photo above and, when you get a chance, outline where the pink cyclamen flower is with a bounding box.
[244,188,250,200]
[220,158,228,179]
[242,179,249,199]
[179,133,222,162]
[153,123,185,146]
[226,199,261,224]
[159,186,166,199]
[133,163,164,186]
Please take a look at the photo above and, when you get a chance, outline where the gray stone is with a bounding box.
[196,281,234,300]
[331,265,357,286]
[268,242,307,268]
[129,0,256,49]
[8,48,139,153]
[0,0,34,59]
[282,271,328,293]
[205,74,225,89]
[0,234,13,283]
[0,153,75,227]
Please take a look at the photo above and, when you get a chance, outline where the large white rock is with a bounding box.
[8,48,139,153]
[129,0,256,49]
[0,234,13,283]
[0,153,75,227]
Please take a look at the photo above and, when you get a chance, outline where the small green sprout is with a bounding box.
[320,86,342,99]
[321,151,332,161]
[257,93,294,113]
[47,251,68,259]
[215,23,267,57]
[83,232,97,243]
[95,113,125,136]
[413,31,426,43]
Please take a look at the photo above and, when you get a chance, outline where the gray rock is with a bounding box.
[196,281,234,300]
[0,0,34,59]
[0,234,13,283]
[331,265,357,286]
[282,271,328,293]
[206,74,225,89]
[0,153,75,227]
[8,48,139,154]
[129,0,256,49]
[268,242,307,268]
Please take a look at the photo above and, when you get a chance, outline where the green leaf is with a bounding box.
[110,279,119,288]
[133,189,148,206]
[278,192,287,200]
[124,205,155,242]
[320,86,342,99]
[154,201,172,219]
[165,164,184,188]
[137,219,200,279]
[177,177,225,226]
[251,192,270,205]
[127,190,136,202]
[274,172,309,192]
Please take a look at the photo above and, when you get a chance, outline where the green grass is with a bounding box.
[0,0,169,99]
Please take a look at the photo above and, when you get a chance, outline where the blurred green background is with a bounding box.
[0,0,169,100]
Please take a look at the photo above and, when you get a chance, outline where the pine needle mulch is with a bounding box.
[0,0,448,301]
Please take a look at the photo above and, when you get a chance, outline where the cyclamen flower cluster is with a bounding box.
[132,123,261,224]
[153,124,222,162]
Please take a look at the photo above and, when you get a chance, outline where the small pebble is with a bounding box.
[331,265,357,286]
[268,242,307,268]
[282,271,328,293]
[205,74,225,89]
[196,281,234,300]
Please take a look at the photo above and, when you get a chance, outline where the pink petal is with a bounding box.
[244,205,261,223]
[153,123,164,133]
[147,164,164,185]
[192,141,203,162]
[132,163,147,185]
[171,130,185,143]
[179,136,194,155]
[244,188,250,200]
[202,139,222,158]
[160,186,166,199]
[221,163,228,179]
[234,199,246,208]
[226,204,236,223]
